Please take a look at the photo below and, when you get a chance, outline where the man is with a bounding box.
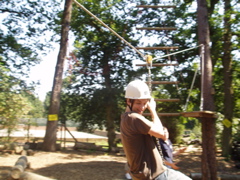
[120,80,191,180]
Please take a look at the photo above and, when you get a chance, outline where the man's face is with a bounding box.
[128,99,149,115]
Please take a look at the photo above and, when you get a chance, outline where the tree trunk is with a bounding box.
[42,0,73,151]
[103,62,116,152]
[197,0,217,179]
[106,104,116,152]
[221,0,233,157]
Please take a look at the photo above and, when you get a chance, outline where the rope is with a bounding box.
[183,63,199,111]
[152,44,204,61]
[145,55,165,165]
[73,0,145,59]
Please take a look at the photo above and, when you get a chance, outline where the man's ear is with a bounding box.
[126,99,131,106]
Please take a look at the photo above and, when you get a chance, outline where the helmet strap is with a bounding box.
[128,99,134,111]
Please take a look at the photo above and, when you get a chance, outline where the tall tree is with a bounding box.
[42,0,73,152]
[197,0,217,179]
[64,0,139,151]
[221,0,234,157]
[208,0,239,157]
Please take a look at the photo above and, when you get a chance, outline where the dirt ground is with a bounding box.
[0,144,239,180]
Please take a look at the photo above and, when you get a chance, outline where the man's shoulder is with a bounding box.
[122,112,145,120]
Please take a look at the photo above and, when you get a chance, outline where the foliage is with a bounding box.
[0,0,61,73]
[232,118,240,142]
[232,60,240,118]
[0,65,45,142]
[0,0,61,122]
[0,92,31,142]
[24,93,45,118]
[0,0,63,143]
[41,1,237,152]
[60,0,202,145]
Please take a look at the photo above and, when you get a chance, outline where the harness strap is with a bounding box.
[152,136,166,165]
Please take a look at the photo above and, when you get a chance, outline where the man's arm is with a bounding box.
[147,98,167,140]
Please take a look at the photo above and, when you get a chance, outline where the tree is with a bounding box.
[221,0,236,157]
[62,0,139,151]
[179,0,239,159]
[42,0,73,152]
[196,0,218,179]
[0,66,35,142]
[0,0,60,74]
[205,0,239,157]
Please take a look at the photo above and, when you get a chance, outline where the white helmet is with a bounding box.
[125,80,151,99]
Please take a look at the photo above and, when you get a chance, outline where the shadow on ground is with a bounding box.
[32,161,126,180]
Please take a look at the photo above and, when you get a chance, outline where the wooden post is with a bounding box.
[9,156,56,180]
[64,124,78,142]
[11,156,29,179]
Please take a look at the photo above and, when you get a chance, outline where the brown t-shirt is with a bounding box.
[120,112,166,180]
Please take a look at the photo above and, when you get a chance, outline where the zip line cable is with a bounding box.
[73,0,145,59]
[152,44,203,61]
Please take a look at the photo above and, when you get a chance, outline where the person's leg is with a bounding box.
[124,162,132,179]
[165,168,192,180]
[154,171,168,180]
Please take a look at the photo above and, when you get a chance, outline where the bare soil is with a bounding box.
[0,144,239,180]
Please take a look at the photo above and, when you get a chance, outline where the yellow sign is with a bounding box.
[48,114,58,121]
[222,118,232,128]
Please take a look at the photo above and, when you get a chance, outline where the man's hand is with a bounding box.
[164,161,180,170]
[179,147,187,153]
[147,97,156,112]
[171,162,180,170]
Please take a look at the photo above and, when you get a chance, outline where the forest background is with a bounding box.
[0,0,239,158]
